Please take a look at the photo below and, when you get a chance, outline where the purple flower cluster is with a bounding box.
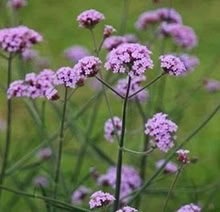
[156,159,178,174]
[37,147,52,160]
[77,9,105,29]
[105,43,153,78]
[64,45,90,63]
[7,69,56,100]
[33,176,48,188]
[116,206,138,212]
[22,49,39,61]
[115,76,149,102]
[136,8,182,30]
[178,54,199,74]
[160,54,186,76]
[177,203,201,212]
[104,116,122,142]
[103,36,127,51]
[203,79,220,93]
[7,0,27,10]
[176,149,190,164]
[89,190,115,209]
[0,26,42,53]
[71,186,91,205]
[97,165,142,203]
[160,23,197,49]
[145,113,178,152]
[104,25,116,38]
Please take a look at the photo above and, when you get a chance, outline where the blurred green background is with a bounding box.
[0,0,220,211]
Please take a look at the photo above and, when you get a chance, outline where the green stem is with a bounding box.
[0,54,13,200]
[119,0,130,35]
[113,76,131,211]
[53,86,68,211]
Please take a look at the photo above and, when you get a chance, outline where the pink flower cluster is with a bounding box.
[7,0,27,10]
[145,113,178,152]
[97,165,142,203]
[160,54,186,76]
[115,76,149,102]
[177,203,201,212]
[0,26,42,53]
[178,54,199,74]
[64,45,90,63]
[104,25,116,38]
[104,116,122,142]
[22,49,39,61]
[33,176,48,188]
[37,147,52,160]
[156,159,178,174]
[89,190,115,209]
[176,149,190,164]
[136,8,182,30]
[116,206,138,212]
[77,9,105,29]
[105,43,153,78]
[71,186,91,205]
[203,79,220,93]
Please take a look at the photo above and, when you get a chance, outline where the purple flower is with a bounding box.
[116,206,138,212]
[7,0,27,10]
[124,34,138,43]
[103,36,127,51]
[0,26,42,53]
[203,79,220,92]
[33,176,48,188]
[160,23,197,49]
[105,43,153,78]
[178,54,199,74]
[176,149,190,164]
[37,147,52,160]
[73,56,102,78]
[97,166,141,203]
[115,76,149,102]
[89,190,115,209]
[157,8,182,24]
[104,116,122,142]
[64,45,90,63]
[7,80,28,99]
[160,54,186,76]
[77,9,105,29]
[22,49,39,61]
[156,159,178,174]
[177,203,201,212]
[71,186,91,205]
[145,113,178,152]
[104,25,116,38]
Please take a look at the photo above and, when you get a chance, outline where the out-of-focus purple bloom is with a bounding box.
[177,203,201,212]
[7,0,27,10]
[37,147,52,160]
[0,26,42,53]
[160,54,186,76]
[71,186,91,205]
[124,34,138,43]
[103,36,127,51]
[157,8,182,24]
[77,9,105,29]
[33,176,48,188]
[105,43,153,78]
[104,116,122,142]
[22,49,39,61]
[203,79,220,93]
[156,159,178,174]
[64,45,90,63]
[89,190,115,209]
[160,23,197,49]
[115,76,149,102]
[89,79,102,91]
[104,25,116,38]
[176,149,190,164]
[97,165,141,203]
[178,54,199,74]
[145,113,178,152]
[116,206,138,212]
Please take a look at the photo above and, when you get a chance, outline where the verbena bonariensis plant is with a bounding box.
[0,0,219,212]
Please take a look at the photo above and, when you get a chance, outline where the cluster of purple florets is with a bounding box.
[116,206,138,212]
[156,159,178,174]
[71,186,91,205]
[177,203,201,212]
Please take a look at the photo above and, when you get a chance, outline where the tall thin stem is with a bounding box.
[113,76,131,211]
[0,54,13,199]
[53,86,68,211]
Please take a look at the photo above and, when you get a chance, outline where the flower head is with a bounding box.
[77,9,105,29]
[64,45,90,63]
[116,206,138,212]
[160,54,186,76]
[203,79,220,92]
[33,176,48,188]
[104,116,122,142]
[176,149,190,164]
[105,43,153,78]
[177,203,201,212]
[156,159,178,174]
[145,113,178,152]
[0,26,42,53]
[71,186,91,205]
[178,54,199,74]
[37,147,52,160]
[7,80,28,99]
[103,36,127,51]
[89,190,115,209]
[7,0,27,10]
[104,25,116,38]
[22,49,39,61]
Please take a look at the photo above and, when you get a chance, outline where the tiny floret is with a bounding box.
[160,54,186,76]
[116,206,138,212]
[177,203,201,212]
[89,190,115,209]
[77,9,105,29]
[104,25,116,38]
[145,113,178,152]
